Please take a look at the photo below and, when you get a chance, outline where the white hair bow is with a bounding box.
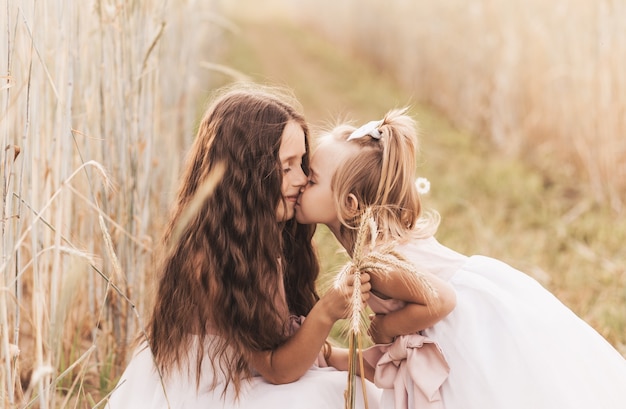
[347,119,383,141]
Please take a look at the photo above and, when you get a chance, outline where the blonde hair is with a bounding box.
[325,108,439,250]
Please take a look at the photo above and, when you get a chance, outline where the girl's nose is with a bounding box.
[294,167,308,187]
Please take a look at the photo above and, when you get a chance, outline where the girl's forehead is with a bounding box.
[312,140,358,170]
[313,139,341,159]
[279,121,306,161]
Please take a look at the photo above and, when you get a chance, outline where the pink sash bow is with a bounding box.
[363,334,449,409]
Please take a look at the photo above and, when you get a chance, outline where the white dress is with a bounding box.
[107,329,382,408]
[365,236,626,409]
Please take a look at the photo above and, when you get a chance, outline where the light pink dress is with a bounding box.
[363,236,626,409]
[107,316,382,409]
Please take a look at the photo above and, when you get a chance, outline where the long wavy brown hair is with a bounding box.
[147,84,319,397]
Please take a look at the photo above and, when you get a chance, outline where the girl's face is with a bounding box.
[276,120,309,222]
[296,139,357,230]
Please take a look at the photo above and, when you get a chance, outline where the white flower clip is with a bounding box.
[415,177,430,194]
[347,119,384,141]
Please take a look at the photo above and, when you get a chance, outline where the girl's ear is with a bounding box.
[345,193,359,213]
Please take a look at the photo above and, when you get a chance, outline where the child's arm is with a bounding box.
[248,273,371,384]
[326,345,376,383]
[367,268,456,344]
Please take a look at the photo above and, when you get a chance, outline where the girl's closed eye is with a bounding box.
[284,159,304,175]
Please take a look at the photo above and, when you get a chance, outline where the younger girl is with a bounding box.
[296,108,626,409]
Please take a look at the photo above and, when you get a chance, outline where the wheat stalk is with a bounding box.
[337,207,376,409]
[337,207,439,408]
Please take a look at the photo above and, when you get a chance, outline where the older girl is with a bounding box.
[296,108,626,409]
[107,84,381,408]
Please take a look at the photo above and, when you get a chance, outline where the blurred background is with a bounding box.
[1,0,624,407]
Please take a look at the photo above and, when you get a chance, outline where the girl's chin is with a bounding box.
[294,212,306,224]
[276,211,292,222]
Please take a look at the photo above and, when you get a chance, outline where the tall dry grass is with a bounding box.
[0,0,228,406]
[287,0,626,212]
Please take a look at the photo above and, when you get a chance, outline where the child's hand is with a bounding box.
[320,272,371,322]
[368,313,395,344]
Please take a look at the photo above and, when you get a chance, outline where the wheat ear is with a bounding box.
[341,207,440,408]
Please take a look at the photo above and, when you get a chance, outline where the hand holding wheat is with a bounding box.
[334,207,378,409]
[318,272,371,326]
[336,207,439,409]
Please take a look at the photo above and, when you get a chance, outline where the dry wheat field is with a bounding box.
[2,0,625,407]
[1,0,228,406]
